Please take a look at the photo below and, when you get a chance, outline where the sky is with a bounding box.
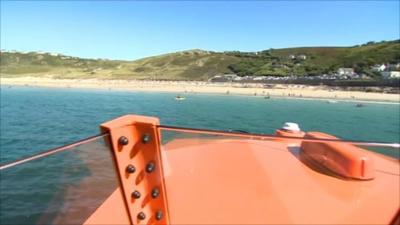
[1,1,399,60]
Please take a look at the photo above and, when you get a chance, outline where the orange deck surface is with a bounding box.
[85,138,399,224]
[161,138,399,224]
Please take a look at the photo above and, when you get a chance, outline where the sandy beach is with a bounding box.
[1,77,399,103]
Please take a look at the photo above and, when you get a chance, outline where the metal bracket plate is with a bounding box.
[101,115,169,225]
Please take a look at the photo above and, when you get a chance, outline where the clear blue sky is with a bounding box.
[1,1,399,60]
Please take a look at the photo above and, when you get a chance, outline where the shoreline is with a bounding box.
[1,77,399,104]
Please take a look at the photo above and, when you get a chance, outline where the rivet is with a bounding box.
[155,211,163,220]
[126,164,136,173]
[151,187,160,198]
[118,136,129,145]
[142,134,151,143]
[137,212,146,220]
[132,190,141,199]
[146,162,155,173]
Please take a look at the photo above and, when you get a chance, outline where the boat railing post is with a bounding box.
[101,115,170,225]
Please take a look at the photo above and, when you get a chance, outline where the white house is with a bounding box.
[372,64,386,72]
[381,71,400,79]
[337,68,355,76]
[297,54,307,60]
[289,54,307,60]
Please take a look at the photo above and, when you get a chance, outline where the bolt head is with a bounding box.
[142,134,151,143]
[132,190,141,199]
[118,136,129,145]
[126,164,136,173]
[155,211,163,220]
[137,212,146,220]
[146,162,155,173]
[151,188,160,198]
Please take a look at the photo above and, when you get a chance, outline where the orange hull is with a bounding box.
[86,115,399,224]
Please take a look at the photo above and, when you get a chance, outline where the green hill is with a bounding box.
[227,40,400,77]
[1,40,399,80]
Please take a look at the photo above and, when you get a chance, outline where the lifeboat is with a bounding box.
[0,114,399,225]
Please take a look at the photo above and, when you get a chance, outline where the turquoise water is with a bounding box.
[0,86,399,224]
[1,86,399,163]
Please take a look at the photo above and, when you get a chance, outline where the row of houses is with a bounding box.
[210,66,400,82]
[371,63,400,72]
[337,68,400,79]
[380,71,400,79]
[209,74,353,82]
[338,63,400,79]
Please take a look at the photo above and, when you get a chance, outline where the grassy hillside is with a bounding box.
[0,52,124,79]
[119,50,240,80]
[0,50,240,80]
[227,40,400,76]
[1,40,399,80]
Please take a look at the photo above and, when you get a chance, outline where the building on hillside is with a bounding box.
[337,68,355,76]
[381,71,400,79]
[371,64,386,72]
[288,54,307,60]
[297,54,307,60]
[386,63,400,71]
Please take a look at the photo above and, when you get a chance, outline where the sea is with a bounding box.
[0,85,399,224]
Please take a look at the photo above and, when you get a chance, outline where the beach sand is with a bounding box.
[1,77,399,103]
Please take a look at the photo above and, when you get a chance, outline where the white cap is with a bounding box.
[282,122,301,132]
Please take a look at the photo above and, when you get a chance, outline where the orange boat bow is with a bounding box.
[81,115,399,225]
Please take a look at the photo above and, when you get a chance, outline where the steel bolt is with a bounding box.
[132,190,141,199]
[126,164,136,173]
[118,136,129,145]
[142,134,151,143]
[137,212,146,220]
[146,162,155,173]
[155,211,163,220]
[151,188,160,198]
